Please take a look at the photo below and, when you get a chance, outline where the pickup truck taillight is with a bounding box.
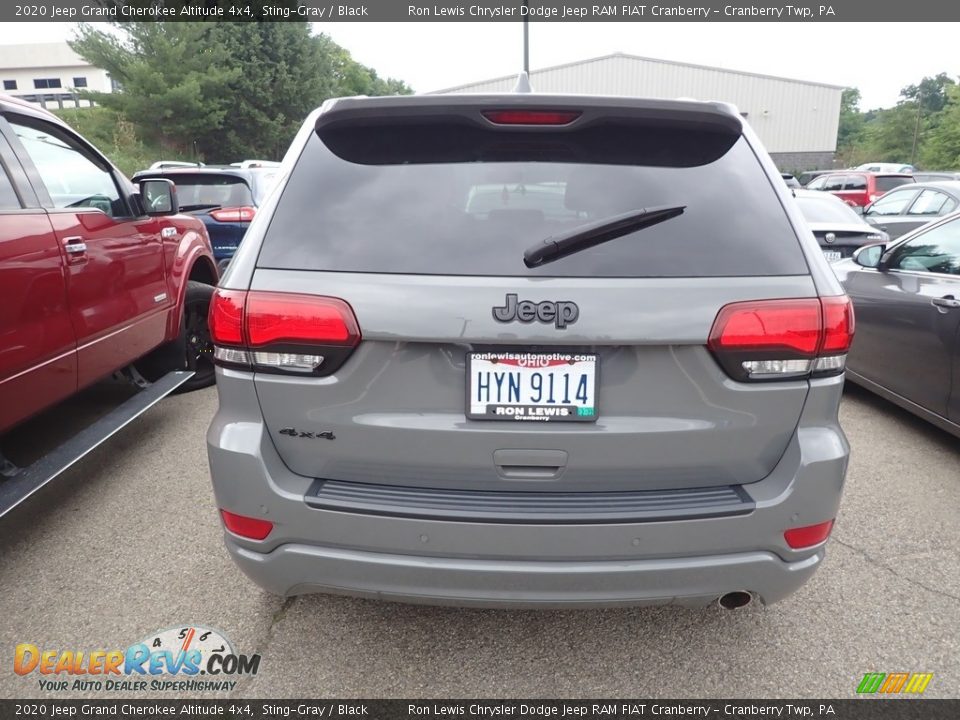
[209,206,256,223]
[708,297,854,382]
[209,289,361,375]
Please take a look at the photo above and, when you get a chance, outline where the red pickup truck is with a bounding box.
[0,95,218,512]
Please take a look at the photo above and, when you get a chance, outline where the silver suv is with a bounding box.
[206,95,853,609]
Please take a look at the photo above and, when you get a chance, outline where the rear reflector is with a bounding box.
[220,510,273,540]
[209,206,256,223]
[481,110,582,126]
[708,297,854,381]
[208,289,361,375]
[784,519,834,549]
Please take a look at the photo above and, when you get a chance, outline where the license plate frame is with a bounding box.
[466,351,599,423]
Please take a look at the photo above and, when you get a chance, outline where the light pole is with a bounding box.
[523,0,530,75]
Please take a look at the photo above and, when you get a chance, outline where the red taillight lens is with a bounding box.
[708,297,854,381]
[784,519,834,549]
[820,296,855,354]
[209,290,361,376]
[245,292,360,347]
[709,299,822,356]
[209,206,256,223]
[220,510,273,540]
[209,289,246,345]
[481,110,582,126]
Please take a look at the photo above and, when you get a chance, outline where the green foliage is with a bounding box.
[52,105,186,176]
[920,86,960,169]
[836,75,960,169]
[837,88,865,153]
[900,73,955,114]
[68,22,412,163]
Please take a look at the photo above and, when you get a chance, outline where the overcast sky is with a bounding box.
[1,21,957,109]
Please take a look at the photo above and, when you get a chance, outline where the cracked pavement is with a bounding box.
[0,382,957,699]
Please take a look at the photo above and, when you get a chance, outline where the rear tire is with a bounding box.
[134,281,216,392]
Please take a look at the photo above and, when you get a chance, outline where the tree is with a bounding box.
[836,87,865,153]
[900,73,956,114]
[858,104,920,163]
[69,22,412,162]
[920,86,960,169]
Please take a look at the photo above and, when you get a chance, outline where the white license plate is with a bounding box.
[822,250,842,262]
[467,352,598,422]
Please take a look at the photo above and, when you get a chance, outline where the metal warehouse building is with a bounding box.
[434,53,843,171]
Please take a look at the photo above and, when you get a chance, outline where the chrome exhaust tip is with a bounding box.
[718,591,753,610]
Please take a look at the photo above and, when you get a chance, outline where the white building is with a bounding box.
[0,42,112,109]
[433,53,844,171]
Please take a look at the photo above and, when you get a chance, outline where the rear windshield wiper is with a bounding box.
[523,205,686,268]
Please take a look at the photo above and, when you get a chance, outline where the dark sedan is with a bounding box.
[834,212,960,438]
[862,180,960,240]
[793,189,888,262]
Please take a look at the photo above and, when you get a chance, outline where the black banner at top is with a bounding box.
[4,0,960,23]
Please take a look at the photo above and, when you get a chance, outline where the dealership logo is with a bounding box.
[14,626,259,693]
[492,294,579,329]
[856,672,933,695]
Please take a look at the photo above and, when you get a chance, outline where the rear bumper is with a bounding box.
[208,369,848,608]
[227,540,823,608]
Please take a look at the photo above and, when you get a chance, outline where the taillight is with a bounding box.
[784,519,834,549]
[708,297,854,382]
[220,510,273,540]
[209,206,256,223]
[209,289,361,375]
[482,109,582,126]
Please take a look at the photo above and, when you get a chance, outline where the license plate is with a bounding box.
[822,250,842,262]
[467,352,598,422]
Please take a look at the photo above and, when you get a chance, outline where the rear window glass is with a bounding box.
[258,126,808,278]
[796,196,862,225]
[844,175,867,190]
[876,176,914,192]
[154,174,254,209]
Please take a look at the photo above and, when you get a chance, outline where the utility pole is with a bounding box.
[911,88,924,165]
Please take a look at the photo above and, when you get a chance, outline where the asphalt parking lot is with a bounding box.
[0,382,958,699]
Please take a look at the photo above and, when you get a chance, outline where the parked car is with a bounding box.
[860,180,960,240]
[207,94,852,609]
[834,213,960,438]
[230,160,281,169]
[150,160,204,169]
[797,169,833,187]
[792,189,888,262]
[912,171,960,182]
[781,173,801,188]
[805,171,915,208]
[853,162,915,174]
[133,166,280,274]
[0,94,218,510]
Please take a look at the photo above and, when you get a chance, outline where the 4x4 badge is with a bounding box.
[492,294,579,330]
[279,427,335,440]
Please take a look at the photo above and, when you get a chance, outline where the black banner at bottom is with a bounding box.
[1,700,958,720]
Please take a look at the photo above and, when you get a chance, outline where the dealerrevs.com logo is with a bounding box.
[14,626,260,693]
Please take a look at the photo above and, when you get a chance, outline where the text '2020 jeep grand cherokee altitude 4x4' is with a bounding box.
[207,95,854,609]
